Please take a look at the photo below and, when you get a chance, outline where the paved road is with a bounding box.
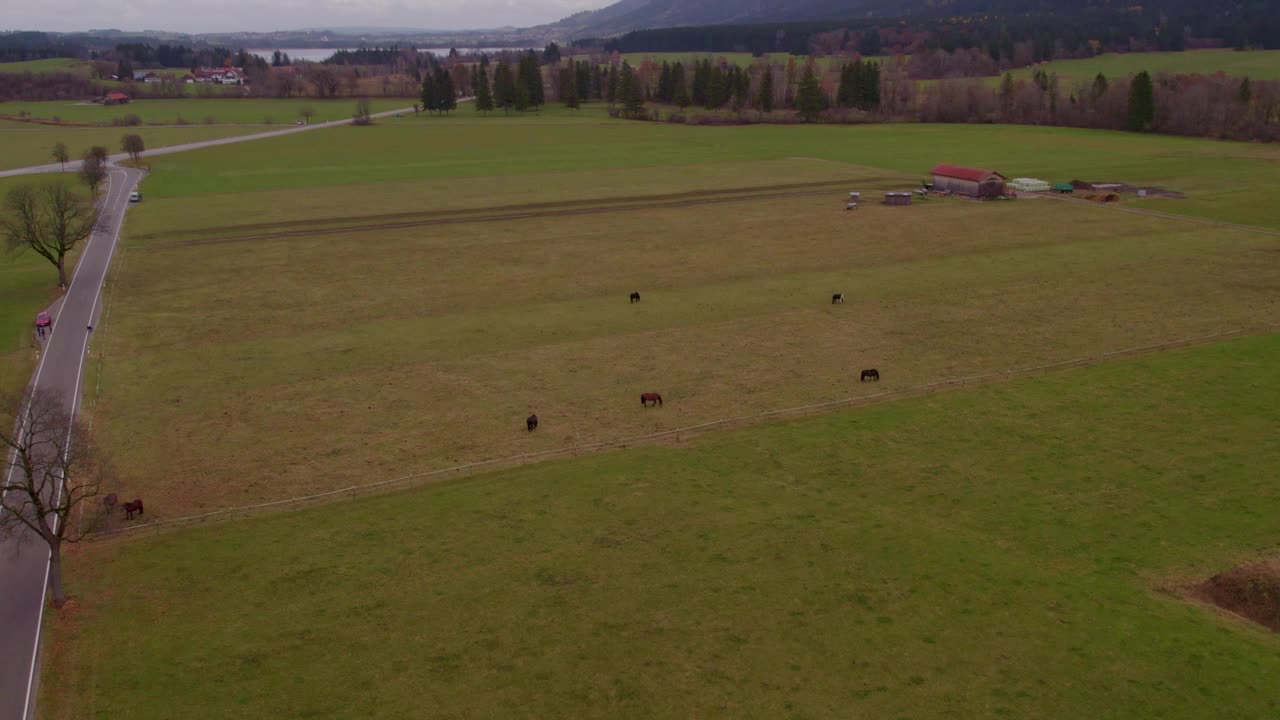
[0,106,413,179]
[0,103,414,720]
[0,166,141,720]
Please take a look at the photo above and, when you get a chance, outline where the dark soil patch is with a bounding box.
[1192,558,1280,631]
[1069,179,1185,198]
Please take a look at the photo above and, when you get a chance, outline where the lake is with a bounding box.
[249,48,533,63]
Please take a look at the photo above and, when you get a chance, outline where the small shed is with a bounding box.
[884,192,912,206]
[102,92,130,105]
[930,163,1007,198]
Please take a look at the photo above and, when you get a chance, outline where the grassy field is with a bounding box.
[0,97,410,126]
[1010,49,1280,84]
[44,332,1280,719]
[83,108,1280,519]
[0,58,90,75]
[135,104,1280,227]
[0,124,271,171]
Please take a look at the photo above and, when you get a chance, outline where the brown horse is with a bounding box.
[122,498,145,519]
[640,392,663,408]
[526,414,539,432]
[860,369,879,382]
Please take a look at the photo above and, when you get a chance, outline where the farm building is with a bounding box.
[884,192,912,206]
[101,92,130,105]
[930,164,1007,198]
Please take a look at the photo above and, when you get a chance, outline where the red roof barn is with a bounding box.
[930,163,1007,198]
[102,92,131,105]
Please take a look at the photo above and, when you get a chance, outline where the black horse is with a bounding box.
[630,292,641,304]
[527,414,539,432]
[831,293,844,304]
[860,369,879,382]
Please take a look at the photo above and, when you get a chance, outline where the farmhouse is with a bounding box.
[132,71,161,83]
[930,163,1007,198]
[101,92,130,105]
[189,67,248,85]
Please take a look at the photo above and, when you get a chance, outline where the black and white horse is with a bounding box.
[630,292,641,304]
[831,293,844,304]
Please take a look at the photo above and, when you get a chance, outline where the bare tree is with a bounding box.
[2,183,99,288]
[51,142,68,171]
[0,389,112,607]
[120,133,145,164]
[298,105,315,125]
[78,152,107,198]
[352,98,372,126]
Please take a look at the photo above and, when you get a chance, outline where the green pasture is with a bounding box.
[44,332,1280,719]
[1010,49,1280,84]
[0,98,410,126]
[0,58,91,76]
[137,105,1280,229]
[0,124,267,171]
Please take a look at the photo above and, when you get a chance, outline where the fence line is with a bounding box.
[91,322,1280,540]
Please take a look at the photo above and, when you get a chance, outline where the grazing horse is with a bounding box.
[640,392,663,408]
[527,414,539,432]
[122,498,145,520]
[831,293,844,304]
[630,292,641,304]
[860,369,880,382]
[102,493,118,512]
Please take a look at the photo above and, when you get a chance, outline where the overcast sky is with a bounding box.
[6,0,610,34]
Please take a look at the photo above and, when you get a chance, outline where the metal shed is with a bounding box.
[884,192,912,206]
[930,163,1007,198]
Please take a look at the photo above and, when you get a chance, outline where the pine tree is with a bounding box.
[577,61,591,100]
[1127,70,1154,131]
[1091,72,1108,100]
[999,71,1015,114]
[475,64,494,113]
[860,61,881,110]
[692,60,709,106]
[520,51,544,107]
[1239,76,1252,104]
[436,66,456,114]
[658,62,672,102]
[561,60,580,109]
[619,62,645,117]
[837,62,858,108]
[421,70,439,113]
[672,63,690,108]
[493,60,516,114]
[796,63,824,122]
[705,64,726,109]
[757,66,774,113]
[606,65,618,104]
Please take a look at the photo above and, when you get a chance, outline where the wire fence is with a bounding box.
[90,322,1280,541]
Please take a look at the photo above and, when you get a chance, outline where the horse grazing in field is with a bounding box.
[630,292,641,304]
[831,293,844,304]
[860,369,879,382]
[122,498,144,520]
[640,392,663,408]
[527,414,539,432]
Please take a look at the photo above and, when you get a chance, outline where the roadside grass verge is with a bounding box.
[44,332,1280,719]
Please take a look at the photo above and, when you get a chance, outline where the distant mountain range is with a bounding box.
[533,0,1264,40]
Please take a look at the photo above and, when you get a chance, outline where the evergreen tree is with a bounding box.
[692,59,709,106]
[1239,76,1252,104]
[521,51,544,107]
[999,71,1015,113]
[757,66,774,112]
[705,64,726,109]
[606,65,618,104]
[618,62,645,117]
[658,62,672,102]
[493,60,516,114]
[796,63,824,122]
[542,42,561,64]
[421,70,439,113]
[576,61,591,100]
[561,60,580,109]
[1090,72,1108,100]
[474,64,494,113]
[672,63,690,108]
[837,62,858,108]
[1127,70,1154,131]
[436,66,456,114]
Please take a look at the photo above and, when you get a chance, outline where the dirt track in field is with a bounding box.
[132,179,896,249]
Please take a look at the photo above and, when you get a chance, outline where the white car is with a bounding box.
[129,191,142,202]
